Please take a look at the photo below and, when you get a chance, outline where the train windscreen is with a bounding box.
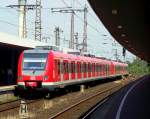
[23,53,48,70]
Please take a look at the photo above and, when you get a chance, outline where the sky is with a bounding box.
[0,0,136,62]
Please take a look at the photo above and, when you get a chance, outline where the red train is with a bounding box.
[17,47,128,93]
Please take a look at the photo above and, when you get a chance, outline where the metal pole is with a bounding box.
[35,0,41,41]
[18,0,27,39]
[70,11,74,49]
[83,5,88,52]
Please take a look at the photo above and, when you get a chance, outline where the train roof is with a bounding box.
[51,51,115,64]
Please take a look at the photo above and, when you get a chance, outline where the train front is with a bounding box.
[17,49,53,92]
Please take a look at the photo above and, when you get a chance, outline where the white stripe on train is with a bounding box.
[18,74,124,86]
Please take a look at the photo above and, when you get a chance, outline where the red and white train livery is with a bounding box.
[17,48,128,92]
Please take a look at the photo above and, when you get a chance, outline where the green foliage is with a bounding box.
[127,58,150,77]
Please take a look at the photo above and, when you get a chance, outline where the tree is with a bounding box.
[127,58,150,77]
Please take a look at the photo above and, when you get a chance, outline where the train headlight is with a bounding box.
[44,76,48,80]
[18,76,22,80]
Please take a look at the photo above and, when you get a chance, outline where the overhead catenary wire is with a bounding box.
[0,18,67,41]
[75,0,101,24]
[60,0,105,35]
[0,4,105,38]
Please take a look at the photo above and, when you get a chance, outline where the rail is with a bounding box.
[50,84,121,119]
[0,98,42,112]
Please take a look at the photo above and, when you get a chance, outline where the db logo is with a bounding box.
[31,76,36,80]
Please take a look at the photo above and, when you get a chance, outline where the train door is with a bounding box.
[54,59,60,81]
[63,60,69,81]
[71,61,75,80]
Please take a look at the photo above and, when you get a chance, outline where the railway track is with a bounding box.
[0,98,41,113]
[0,99,21,112]
[50,84,121,119]
[0,77,135,118]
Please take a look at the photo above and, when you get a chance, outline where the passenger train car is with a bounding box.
[17,47,128,93]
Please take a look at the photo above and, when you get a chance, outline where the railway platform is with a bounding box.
[0,85,17,104]
[83,75,150,119]
[0,85,16,92]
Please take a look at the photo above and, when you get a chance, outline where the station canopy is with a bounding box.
[88,0,150,62]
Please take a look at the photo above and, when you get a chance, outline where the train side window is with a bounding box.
[93,63,95,73]
[99,64,101,72]
[88,63,90,72]
[57,61,60,75]
[83,62,86,73]
[71,62,75,73]
[104,64,106,73]
[64,62,69,74]
[91,64,93,72]
[77,62,80,73]
[54,60,57,74]
[82,63,85,73]
[106,65,108,73]
[81,62,83,73]
[85,63,87,73]
[71,62,73,73]
[107,64,109,75]
[63,62,66,74]
[66,62,68,73]
[68,62,70,73]
[96,64,98,72]
[55,59,60,75]
[60,61,63,74]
